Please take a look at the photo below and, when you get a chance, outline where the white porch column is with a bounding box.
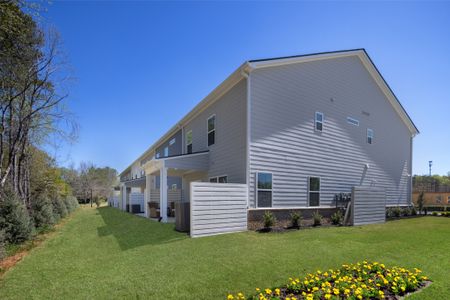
[144,174,151,218]
[160,164,168,223]
[121,185,126,211]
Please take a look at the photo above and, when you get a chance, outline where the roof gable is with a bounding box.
[247,49,419,136]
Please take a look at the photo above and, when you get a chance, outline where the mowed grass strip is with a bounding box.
[0,207,449,299]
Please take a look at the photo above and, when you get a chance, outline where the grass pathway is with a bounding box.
[0,207,449,299]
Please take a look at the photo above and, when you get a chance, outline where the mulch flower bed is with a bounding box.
[227,261,430,300]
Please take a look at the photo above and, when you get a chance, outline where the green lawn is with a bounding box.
[0,207,449,299]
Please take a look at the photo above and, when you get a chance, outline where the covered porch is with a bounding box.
[142,151,209,223]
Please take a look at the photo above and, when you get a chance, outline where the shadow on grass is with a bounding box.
[96,207,187,251]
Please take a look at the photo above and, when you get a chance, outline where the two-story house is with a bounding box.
[118,49,418,225]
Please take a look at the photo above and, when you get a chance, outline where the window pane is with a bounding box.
[258,173,272,189]
[309,177,320,191]
[187,144,192,154]
[209,177,218,183]
[208,116,215,132]
[164,147,169,157]
[186,131,192,144]
[316,112,323,122]
[218,176,227,183]
[208,131,215,146]
[258,191,272,207]
[309,192,320,206]
[316,121,322,131]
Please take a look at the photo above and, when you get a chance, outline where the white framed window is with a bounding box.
[171,184,177,190]
[367,128,374,144]
[156,152,160,159]
[315,112,323,132]
[308,177,320,206]
[347,117,359,126]
[256,172,272,207]
[164,146,169,157]
[169,138,176,146]
[186,130,193,154]
[209,175,228,183]
[207,114,216,146]
[436,195,442,203]
[447,196,450,204]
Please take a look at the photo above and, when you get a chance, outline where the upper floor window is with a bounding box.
[367,128,374,144]
[186,130,193,154]
[436,195,442,203]
[308,177,320,206]
[347,117,359,126]
[315,112,323,132]
[257,172,272,207]
[447,196,450,204]
[207,115,216,146]
[156,152,160,159]
[164,146,169,157]
[169,138,176,146]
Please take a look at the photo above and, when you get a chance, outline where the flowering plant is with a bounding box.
[227,261,429,300]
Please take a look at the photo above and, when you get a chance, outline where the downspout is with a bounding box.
[242,63,252,208]
[409,135,414,206]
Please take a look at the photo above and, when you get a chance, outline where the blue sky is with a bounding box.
[40,1,450,175]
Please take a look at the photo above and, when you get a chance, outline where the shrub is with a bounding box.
[262,211,276,229]
[94,196,102,208]
[0,188,33,244]
[417,191,425,214]
[402,206,412,217]
[312,210,322,226]
[0,229,6,260]
[64,196,78,213]
[30,194,55,230]
[411,206,417,216]
[52,196,68,221]
[290,211,301,228]
[392,206,401,218]
[431,211,438,216]
[331,210,343,225]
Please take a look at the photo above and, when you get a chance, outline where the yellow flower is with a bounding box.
[227,295,234,300]
[274,288,280,296]
[325,294,331,299]
[255,288,260,292]
[333,288,340,295]
[264,288,272,295]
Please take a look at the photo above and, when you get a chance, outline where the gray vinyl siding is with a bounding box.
[155,130,182,158]
[249,55,412,208]
[155,176,182,189]
[183,79,247,184]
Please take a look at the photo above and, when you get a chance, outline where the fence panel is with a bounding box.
[351,186,386,226]
[190,182,248,238]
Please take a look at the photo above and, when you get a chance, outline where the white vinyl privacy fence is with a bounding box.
[190,182,248,238]
[351,186,386,226]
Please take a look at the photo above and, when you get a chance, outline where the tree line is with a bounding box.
[0,1,117,259]
[413,174,450,193]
